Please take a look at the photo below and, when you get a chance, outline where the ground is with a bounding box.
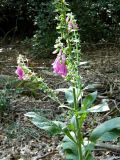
[0,42,120,160]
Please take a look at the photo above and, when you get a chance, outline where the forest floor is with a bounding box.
[0,42,120,160]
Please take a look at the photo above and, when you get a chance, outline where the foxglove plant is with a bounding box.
[16,1,120,160]
[15,54,60,103]
[15,66,25,80]
[52,49,67,77]
[51,1,84,159]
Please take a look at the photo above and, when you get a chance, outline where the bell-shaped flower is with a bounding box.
[52,50,67,77]
[68,21,73,30]
[68,20,78,32]
[15,66,25,80]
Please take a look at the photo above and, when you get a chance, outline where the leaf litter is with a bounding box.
[0,43,120,160]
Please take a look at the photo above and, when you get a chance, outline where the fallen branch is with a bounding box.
[95,143,120,153]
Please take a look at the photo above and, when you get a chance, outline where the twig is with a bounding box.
[112,100,120,112]
[37,150,58,159]
[95,143,120,153]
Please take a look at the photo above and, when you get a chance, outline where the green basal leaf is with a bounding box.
[90,117,120,142]
[61,133,78,160]
[87,101,109,113]
[61,135,94,160]
[64,153,79,160]
[53,120,65,128]
[25,112,62,135]
[99,130,120,141]
[82,91,97,110]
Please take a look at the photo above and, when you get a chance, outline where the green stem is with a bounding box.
[73,87,83,160]
[76,118,83,160]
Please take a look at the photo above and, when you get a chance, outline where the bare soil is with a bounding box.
[0,42,120,160]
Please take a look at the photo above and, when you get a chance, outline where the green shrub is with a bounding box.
[0,0,119,57]
[70,0,120,42]
[31,1,57,58]
[31,0,120,57]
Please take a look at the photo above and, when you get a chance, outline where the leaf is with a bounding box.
[56,87,81,104]
[62,127,76,143]
[64,153,79,160]
[53,120,65,129]
[55,88,74,104]
[61,134,78,160]
[90,117,120,142]
[99,130,120,141]
[65,87,74,104]
[56,87,74,104]
[70,115,77,128]
[82,91,97,109]
[25,112,62,135]
[82,138,95,157]
[65,87,81,104]
[61,134,95,160]
[87,101,109,113]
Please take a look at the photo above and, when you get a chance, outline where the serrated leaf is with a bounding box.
[90,117,120,142]
[87,102,109,113]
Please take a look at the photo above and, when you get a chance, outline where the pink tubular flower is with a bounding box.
[68,20,78,32]
[68,21,73,30]
[52,50,67,77]
[15,66,25,80]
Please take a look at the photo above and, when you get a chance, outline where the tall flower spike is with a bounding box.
[52,49,67,77]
